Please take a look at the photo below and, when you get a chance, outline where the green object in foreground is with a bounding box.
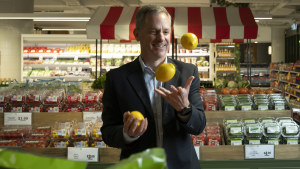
[0,149,87,169]
[107,148,167,169]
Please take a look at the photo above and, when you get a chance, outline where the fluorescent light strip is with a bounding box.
[42,28,86,31]
[254,17,272,20]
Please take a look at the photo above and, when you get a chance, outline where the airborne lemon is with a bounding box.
[181,33,198,50]
[130,111,144,127]
[155,63,176,82]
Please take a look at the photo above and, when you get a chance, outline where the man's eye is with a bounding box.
[151,30,157,34]
[164,31,169,34]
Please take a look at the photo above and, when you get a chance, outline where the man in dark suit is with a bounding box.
[101,5,206,169]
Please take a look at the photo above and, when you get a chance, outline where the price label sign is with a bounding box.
[74,56,79,61]
[4,113,32,125]
[245,145,274,159]
[67,147,98,162]
[83,111,102,123]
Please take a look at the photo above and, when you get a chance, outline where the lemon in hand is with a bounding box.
[181,33,198,50]
[155,63,176,82]
[130,111,144,127]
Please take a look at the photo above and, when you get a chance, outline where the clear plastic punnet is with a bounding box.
[244,123,263,138]
[262,122,281,138]
[225,123,244,138]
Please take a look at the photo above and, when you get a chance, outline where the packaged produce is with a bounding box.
[262,122,281,138]
[27,133,51,140]
[72,122,89,139]
[244,123,263,137]
[51,122,72,139]
[225,123,244,137]
[242,118,257,124]
[276,117,294,125]
[83,103,101,111]
[33,126,51,134]
[0,140,19,147]
[207,133,221,146]
[0,127,30,140]
[281,122,299,137]
[27,103,43,112]
[22,140,49,148]
[50,139,70,148]
[26,90,44,104]
[0,89,11,104]
[191,133,205,146]
[90,138,106,147]
[263,137,281,145]
[43,88,65,104]
[82,91,101,104]
[0,104,8,113]
[64,103,83,112]
[259,117,276,124]
[245,137,262,145]
[64,92,82,104]
[9,103,26,112]
[9,90,26,104]
[43,103,63,112]
[226,135,243,145]
[73,139,89,148]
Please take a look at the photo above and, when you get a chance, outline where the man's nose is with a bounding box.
[156,31,164,41]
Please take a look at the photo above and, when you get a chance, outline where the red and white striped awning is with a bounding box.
[174,7,258,40]
[86,7,175,40]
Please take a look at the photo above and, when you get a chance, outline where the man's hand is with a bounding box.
[155,76,194,112]
[123,111,148,138]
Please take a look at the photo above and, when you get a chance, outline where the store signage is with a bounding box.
[67,147,99,162]
[245,145,274,159]
[4,113,32,125]
[83,111,102,123]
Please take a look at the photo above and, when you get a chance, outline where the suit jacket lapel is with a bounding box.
[127,59,154,119]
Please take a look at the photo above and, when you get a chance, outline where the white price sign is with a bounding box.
[4,113,32,125]
[245,145,274,159]
[83,111,102,123]
[68,147,99,162]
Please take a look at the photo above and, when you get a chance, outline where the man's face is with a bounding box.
[134,12,171,61]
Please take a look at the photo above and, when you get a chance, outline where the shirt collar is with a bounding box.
[138,56,168,73]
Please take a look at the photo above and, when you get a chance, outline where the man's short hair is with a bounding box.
[135,5,171,30]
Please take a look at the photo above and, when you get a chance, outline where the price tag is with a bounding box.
[4,113,32,125]
[245,145,274,159]
[68,147,98,162]
[83,111,102,123]
[39,56,43,61]
[225,106,235,111]
[74,56,78,61]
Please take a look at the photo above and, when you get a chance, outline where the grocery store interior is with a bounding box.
[0,0,300,169]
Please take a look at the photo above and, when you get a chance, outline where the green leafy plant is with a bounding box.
[91,74,106,90]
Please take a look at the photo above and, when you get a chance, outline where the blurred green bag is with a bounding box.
[107,148,167,169]
[0,149,87,169]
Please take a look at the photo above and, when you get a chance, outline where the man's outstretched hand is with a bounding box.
[154,76,194,112]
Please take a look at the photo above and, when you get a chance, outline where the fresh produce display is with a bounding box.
[191,123,221,146]
[200,89,217,111]
[22,140,49,148]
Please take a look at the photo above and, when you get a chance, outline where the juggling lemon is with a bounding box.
[181,33,198,50]
[155,63,176,82]
[130,111,144,127]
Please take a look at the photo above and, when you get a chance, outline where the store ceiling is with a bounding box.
[32,0,300,30]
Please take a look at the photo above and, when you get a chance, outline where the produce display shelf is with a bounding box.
[25,64,91,69]
[270,69,298,74]
[198,67,209,72]
[271,79,300,86]
[23,76,92,81]
[23,53,92,58]
[174,53,210,57]
[216,57,235,60]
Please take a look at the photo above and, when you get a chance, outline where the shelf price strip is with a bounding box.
[67,147,99,162]
[244,145,274,159]
[4,113,32,126]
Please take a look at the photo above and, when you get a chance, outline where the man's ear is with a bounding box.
[133,28,140,41]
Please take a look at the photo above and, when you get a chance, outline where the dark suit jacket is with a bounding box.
[101,57,206,169]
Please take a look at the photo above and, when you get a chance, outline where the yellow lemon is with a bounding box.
[130,111,144,127]
[181,33,198,50]
[155,63,176,82]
